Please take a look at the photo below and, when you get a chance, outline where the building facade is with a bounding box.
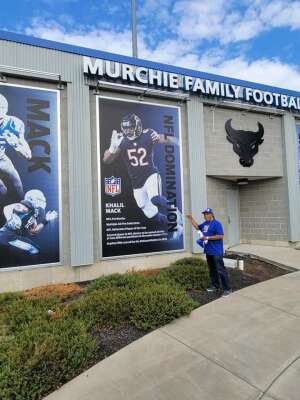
[0,31,299,292]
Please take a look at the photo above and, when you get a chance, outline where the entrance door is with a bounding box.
[226,187,240,246]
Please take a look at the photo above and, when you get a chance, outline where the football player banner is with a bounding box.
[297,123,300,189]
[0,83,60,269]
[98,97,184,257]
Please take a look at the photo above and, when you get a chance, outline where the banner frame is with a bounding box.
[96,95,186,260]
[0,81,62,272]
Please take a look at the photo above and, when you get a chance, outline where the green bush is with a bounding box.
[130,284,197,331]
[147,272,179,286]
[0,317,96,400]
[160,259,210,290]
[0,257,208,399]
[171,256,207,267]
[67,287,133,328]
[86,273,147,293]
[0,292,23,308]
[0,296,60,336]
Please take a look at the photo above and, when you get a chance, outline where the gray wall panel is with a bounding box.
[187,98,207,253]
[283,114,300,241]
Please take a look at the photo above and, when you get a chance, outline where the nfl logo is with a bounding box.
[104,176,121,197]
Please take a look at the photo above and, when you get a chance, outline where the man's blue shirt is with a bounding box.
[199,219,224,256]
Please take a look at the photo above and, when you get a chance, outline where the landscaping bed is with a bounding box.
[188,255,291,306]
[0,256,290,400]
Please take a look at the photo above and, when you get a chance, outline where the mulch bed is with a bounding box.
[90,323,145,361]
[84,256,291,361]
[188,256,291,306]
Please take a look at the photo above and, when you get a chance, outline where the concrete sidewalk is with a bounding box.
[45,249,300,400]
[227,244,300,271]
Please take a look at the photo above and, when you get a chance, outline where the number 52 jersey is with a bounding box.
[119,128,158,189]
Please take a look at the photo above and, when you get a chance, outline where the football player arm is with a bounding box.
[3,203,26,220]
[28,223,44,235]
[103,130,123,163]
[150,131,179,145]
[103,148,121,164]
[16,132,32,160]
[29,210,58,235]
[4,120,32,160]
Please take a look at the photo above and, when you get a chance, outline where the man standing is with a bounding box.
[186,208,232,297]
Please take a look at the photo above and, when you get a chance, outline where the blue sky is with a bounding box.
[1,0,300,90]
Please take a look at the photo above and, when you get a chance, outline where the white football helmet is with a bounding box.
[0,94,8,119]
[24,189,47,210]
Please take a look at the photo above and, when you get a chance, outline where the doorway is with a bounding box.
[226,187,240,246]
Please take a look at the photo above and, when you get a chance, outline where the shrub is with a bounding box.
[0,317,96,400]
[67,287,133,328]
[171,256,207,267]
[147,272,181,287]
[0,292,23,308]
[130,284,197,331]
[86,273,147,293]
[0,296,60,336]
[161,259,210,290]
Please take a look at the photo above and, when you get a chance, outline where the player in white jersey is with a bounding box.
[0,94,32,203]
[0,189,57,256]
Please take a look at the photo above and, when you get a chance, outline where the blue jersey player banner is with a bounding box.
[0,83,60,269]
[98,97,184,257]
[297,123,300,189]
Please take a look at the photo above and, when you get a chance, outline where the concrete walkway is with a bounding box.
[228,243,300,271]
[45,248,300,400]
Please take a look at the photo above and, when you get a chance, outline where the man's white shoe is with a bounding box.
[222,290,233,297]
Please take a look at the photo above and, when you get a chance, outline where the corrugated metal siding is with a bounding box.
[186,98,208,253]
[283,114,300,241]
[0,39,94,266]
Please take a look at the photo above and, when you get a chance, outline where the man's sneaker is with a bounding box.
[222,289,233,297]
[206,286,218,293]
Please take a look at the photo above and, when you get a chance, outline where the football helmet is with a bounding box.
[24,189,47,210]
[0,94,8,119]
[120,114,142,140]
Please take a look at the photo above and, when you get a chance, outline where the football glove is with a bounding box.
[109,130,123,154]
[150,130,160,143]
[45,210,58,222]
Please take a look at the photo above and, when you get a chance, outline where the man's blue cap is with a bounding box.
[202,207,214,214]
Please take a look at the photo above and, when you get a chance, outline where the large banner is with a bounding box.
[98,97,184,257]
[297,123,300,188]
[0,84,60,269]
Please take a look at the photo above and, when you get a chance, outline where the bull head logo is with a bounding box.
[225,119,264,167]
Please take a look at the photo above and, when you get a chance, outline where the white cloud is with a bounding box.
[172,0,300,44]
[202,57,300,91]
[25,19,133,56]
[23,18,300,91]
